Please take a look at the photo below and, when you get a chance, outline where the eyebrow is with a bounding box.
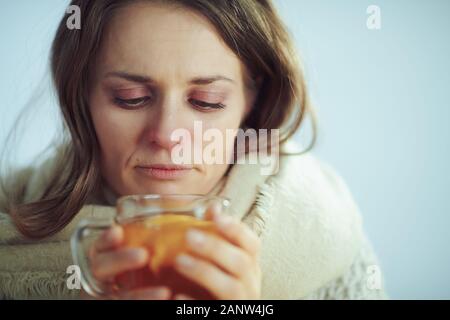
[104,71,235,85]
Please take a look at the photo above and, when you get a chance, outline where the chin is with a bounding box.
[129,182,190,196]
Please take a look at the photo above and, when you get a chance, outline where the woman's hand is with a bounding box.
[173,207,262,300]
[86,225,171,300]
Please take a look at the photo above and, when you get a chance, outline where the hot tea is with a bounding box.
[114,213,222,299]
[72,194,230,299]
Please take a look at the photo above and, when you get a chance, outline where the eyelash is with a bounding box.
[114,97,225,110]
[114,97,150,108]
[188,99,226,110]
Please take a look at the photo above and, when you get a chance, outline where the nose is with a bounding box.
[143,95,183,151]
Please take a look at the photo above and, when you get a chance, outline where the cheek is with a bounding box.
[203,94,246,131]
[90,98,143,172]
[198,110,244,168]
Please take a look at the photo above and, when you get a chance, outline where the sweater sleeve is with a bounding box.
[302,234,389,300]
[0,204,116,300]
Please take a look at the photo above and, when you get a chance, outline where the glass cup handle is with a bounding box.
[70,218,114,299]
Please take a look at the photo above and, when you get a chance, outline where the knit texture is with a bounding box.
[0,140,388,299]
[304,234,388,300]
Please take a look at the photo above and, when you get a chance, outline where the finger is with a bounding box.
[88,225,124,262]
[90,226,124,259]
[185,229,253,279]
[174,254,243,300]
[211,213,261,259]
[118,286,171,300]
[204,202,222,220]
[174,293,195,300]
[91,247,148,281]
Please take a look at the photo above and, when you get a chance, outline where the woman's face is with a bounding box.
[89,2,258,197]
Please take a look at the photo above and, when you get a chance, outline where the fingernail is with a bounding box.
[154,287,170,297]
[176,254,194,267]
[107,226,122,241]
[186,229,205,245]
[130,248,148,261]
[209,203,221,215]
[214,214,232,230]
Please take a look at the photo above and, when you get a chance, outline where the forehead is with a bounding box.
[96,2,244,83]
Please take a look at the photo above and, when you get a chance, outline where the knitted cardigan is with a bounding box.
[0,140,388,299]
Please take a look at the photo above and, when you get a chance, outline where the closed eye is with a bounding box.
[113,97,225,110]
[114,96,151,108]
[189,99,225,110]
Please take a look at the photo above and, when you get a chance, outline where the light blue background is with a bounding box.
[1,1,449,299]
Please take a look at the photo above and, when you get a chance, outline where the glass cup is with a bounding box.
[71,194,231,300]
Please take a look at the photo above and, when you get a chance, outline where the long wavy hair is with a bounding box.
[1,0,317,239]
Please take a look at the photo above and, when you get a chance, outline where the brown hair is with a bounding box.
[1,0,317,239]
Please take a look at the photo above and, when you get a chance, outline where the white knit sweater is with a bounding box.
[0,140,388,299]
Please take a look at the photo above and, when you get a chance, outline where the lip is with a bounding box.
[136,164,193,180]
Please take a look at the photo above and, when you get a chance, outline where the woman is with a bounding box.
[0,0,387,299]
